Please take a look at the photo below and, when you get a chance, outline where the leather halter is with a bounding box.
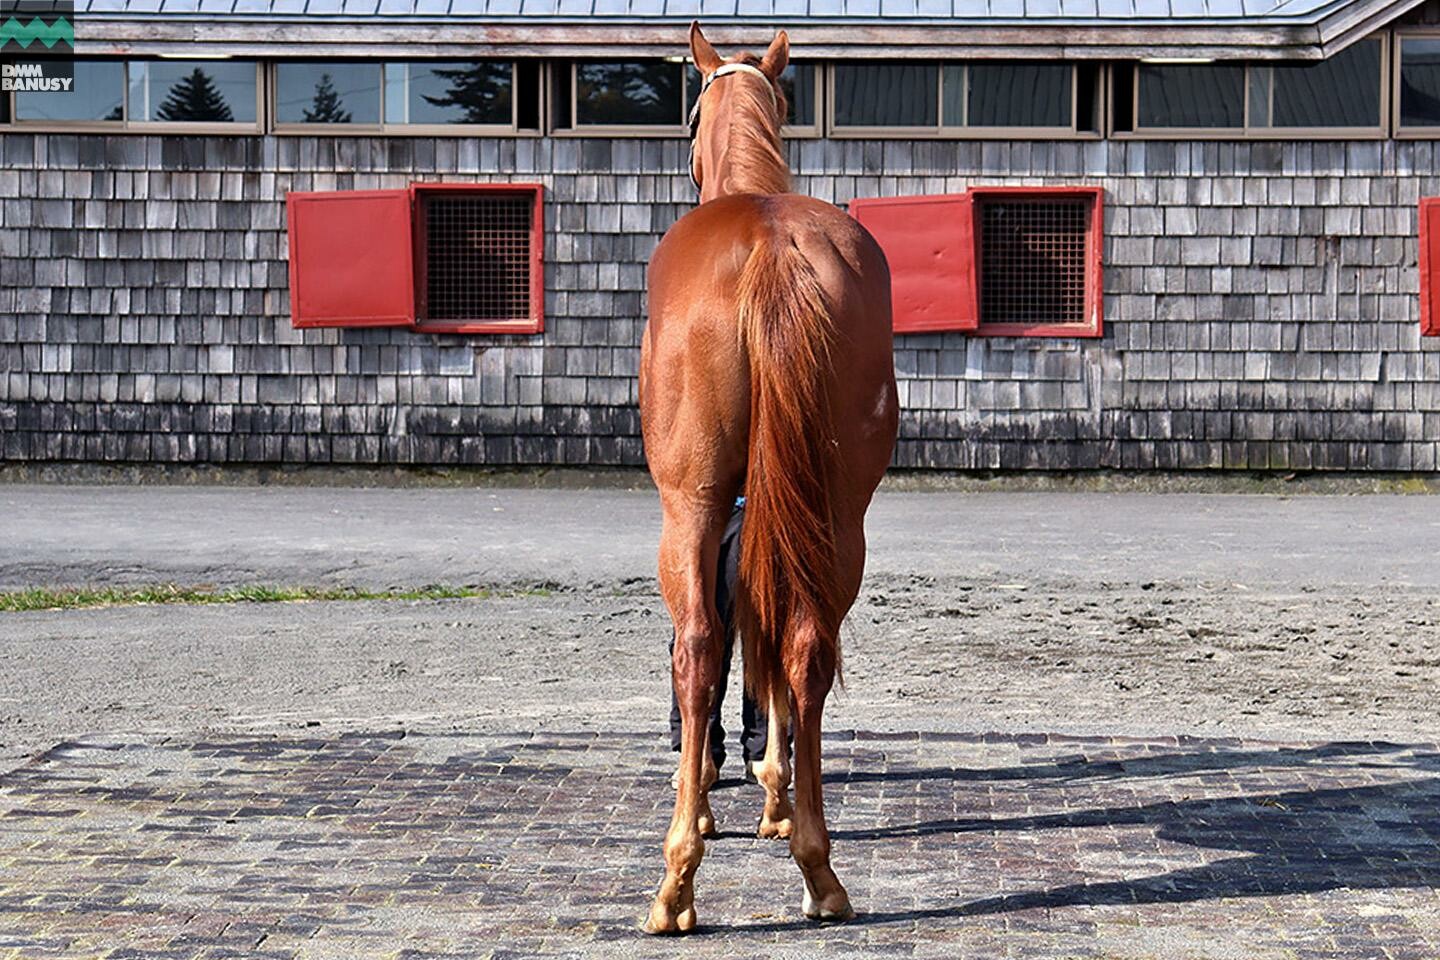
[687,62,780,192]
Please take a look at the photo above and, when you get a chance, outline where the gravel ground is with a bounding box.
[1,484,1437,772]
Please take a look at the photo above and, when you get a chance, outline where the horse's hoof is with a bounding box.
[757,816,792,840]
[643,905,697,935]
[802,887,855,923]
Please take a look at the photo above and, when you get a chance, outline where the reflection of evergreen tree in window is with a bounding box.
[155,68,234,122]
[304,73,352,123]
[581,63,681,124]
[105,104,123,121]
[421,63,511,124]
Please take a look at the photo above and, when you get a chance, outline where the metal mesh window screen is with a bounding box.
[425,193,533,322]
[978,197,1090,326]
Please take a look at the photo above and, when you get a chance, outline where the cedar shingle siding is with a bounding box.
[1,133,1436,471]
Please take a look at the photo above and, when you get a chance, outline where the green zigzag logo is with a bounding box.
[0,16,74,49]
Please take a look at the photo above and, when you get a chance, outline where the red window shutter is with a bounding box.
[287,190,417,329]
[1422,197,1440,337]
[849,194,979,334]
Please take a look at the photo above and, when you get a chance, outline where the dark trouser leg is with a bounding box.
[669,627,734,769]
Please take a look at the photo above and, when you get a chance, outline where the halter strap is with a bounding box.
[687,61,780,191]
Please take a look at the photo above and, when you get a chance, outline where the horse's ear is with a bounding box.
[690,22,723,75]
[759,30,789,79]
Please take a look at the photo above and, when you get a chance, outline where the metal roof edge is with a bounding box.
[1314,0,1430,53]
[71,16,1335,56]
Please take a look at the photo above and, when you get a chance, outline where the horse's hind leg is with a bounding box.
[754,690,793,839]
[785,514,871,922]
[784,614,854,922]
[645,494,729,936]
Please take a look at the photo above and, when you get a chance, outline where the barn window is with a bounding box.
[849,186,1102,337]
[275,62,382,125]
[1400,37,1440,130]
[1126,40,1384,136]
[574,61,689,128]
[557,60,817,134]
[11,59,260,129]
[831,61,1097,137]
[128,61,258,124]
[287,183,544,335]
[384,62,513,126]
[973,188,1102,337]
[13,60,124,123]
[271,61,534,132]
[1136,63,1245,129]
[1251,41,1382,128]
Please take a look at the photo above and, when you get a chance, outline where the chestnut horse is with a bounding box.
[638,23,899,933]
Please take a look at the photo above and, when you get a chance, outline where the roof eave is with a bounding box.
[75,18,1333,59]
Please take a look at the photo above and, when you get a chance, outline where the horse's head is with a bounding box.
[687,22,791,200]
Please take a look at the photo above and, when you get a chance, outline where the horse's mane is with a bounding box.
[713,55,791,196]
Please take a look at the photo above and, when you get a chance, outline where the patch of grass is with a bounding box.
[0,583,495,613]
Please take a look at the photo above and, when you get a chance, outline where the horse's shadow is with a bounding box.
[742,741,1440,931]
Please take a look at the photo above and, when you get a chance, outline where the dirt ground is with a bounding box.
[3,569,1437,775]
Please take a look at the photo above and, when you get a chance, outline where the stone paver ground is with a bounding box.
[1,729,1437,959]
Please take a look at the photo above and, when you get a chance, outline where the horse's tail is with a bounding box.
[735,227,843,720]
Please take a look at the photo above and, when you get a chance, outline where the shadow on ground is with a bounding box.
[0,731,1436,956]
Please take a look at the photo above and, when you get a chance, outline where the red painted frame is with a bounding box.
[411,182,546,336]
[1420,197,1440,337]
[968,185,1104,339]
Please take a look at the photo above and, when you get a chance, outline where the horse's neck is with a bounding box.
[699,111,791,202]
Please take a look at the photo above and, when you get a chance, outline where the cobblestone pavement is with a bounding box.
[2,730,1438,959]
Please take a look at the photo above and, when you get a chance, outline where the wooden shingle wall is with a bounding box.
[1,133,1437,470]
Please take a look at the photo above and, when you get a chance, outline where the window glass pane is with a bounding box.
[15,60,123,121]
[968,63,1071,127]
[275,62,381,124]
[1401,38,1440,127]
[128,61,256,123]
[941,64,965,125]
[385,61,512,125]
[833,63,938,127]
[576,62,684,125]
[1248,65,1273,126]
[1265,41,1380,127]
[1136,63,1244,128]
[779,63,815,126]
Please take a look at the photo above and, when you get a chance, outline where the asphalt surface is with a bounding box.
[3,484,1438,592]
